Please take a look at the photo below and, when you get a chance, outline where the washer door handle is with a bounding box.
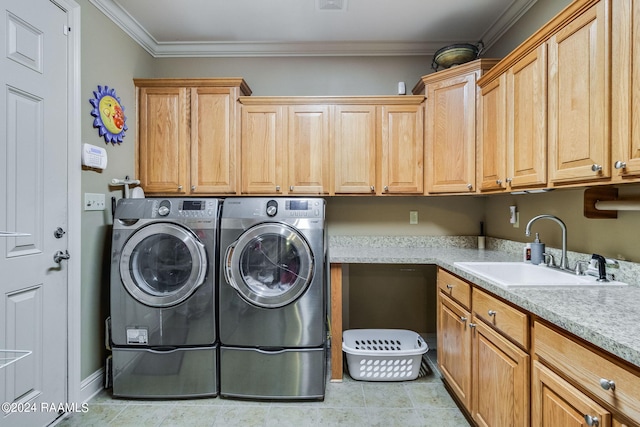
[224,242,238,290]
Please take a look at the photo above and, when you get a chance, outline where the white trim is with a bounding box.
[89,0,538,58]
[79,368,106,403]
[51,0,82,407]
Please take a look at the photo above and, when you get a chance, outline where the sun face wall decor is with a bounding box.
[90,85,127,144]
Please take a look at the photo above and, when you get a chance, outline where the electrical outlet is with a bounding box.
[409,211,418,225]
[85,193,106,211]
[513,212,520,228]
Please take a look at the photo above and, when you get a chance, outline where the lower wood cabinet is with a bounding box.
[437,268,530,427]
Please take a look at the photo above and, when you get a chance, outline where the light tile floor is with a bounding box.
[57,349,470,427]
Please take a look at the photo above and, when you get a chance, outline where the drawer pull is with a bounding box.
[488,310,497,317]
[584,415,599,427]
[599,378,615,391]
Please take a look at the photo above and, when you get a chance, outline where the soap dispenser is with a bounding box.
[530,233,545,265]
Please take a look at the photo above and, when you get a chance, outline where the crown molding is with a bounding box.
[90,0,537,58]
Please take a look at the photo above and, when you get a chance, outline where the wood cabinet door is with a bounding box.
[507,43,547,189]
[425,72,477,193]
[138,86,189,194]
[190,87,238,194]
[437,292,472,411]
[472,319,529,427]
[478,74,507,192]
[547,0,610,184]
[380,104,423,194]
[287,105,330,194]
[532,360,611,427]
[333,105,377,194]
[612,0,640,179]
[241,104,286,194]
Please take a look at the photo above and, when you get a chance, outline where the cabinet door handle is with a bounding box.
[370,186,375,192]
[384,186,389,192]
[496,179,502,185]
[191,185,196,191]
[614,160,626,170]
[599,378,615,391]
[468,323,476,329]
[276,185,281,192]
[488,310,497,317]
[459,317,467,322]
[584,415,599,427]
[467,183,473,190]
[178,185,183,191]
[591,164,602,173]
[446,284,454,289]
[290,185,294,191]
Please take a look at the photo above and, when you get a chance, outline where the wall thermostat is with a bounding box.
[82,143,108,170]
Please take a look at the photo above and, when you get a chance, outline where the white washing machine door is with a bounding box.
[224,223,314,308]
[120,222,207,307]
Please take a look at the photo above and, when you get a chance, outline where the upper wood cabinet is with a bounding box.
[612,0,640,181]
[415,59,500,194]
[547,0,611,185]
[240,96,424,196]
[478,45,547,193]
[135,78,251,195]
[240,99,331,195]
[333,105,377,194]
[380,103,424,194]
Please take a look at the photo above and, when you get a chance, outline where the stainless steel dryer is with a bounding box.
[218,198,326,400]
[109,198,220,398]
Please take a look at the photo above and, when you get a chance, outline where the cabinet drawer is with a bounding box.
[438,268,471,310]
[473,287,529,348]
[535,321,640,422]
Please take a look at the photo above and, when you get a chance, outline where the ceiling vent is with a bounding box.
[316,0,348,11]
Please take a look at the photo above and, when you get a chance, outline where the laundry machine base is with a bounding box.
[112,346,218,399]
[220,346,326,400]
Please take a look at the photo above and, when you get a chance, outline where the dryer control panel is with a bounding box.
[283,199,323,218]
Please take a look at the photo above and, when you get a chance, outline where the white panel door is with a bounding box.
[0,0,69,426]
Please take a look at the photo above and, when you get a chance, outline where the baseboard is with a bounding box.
[79,367,105,403]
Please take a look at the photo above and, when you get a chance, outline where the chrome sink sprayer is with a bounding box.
[525,214,568,270]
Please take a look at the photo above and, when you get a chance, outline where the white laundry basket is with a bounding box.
[342,329,429,381]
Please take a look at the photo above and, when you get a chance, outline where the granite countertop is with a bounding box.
[328,236,640,370]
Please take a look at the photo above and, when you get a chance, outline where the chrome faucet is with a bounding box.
[525,214,569,270]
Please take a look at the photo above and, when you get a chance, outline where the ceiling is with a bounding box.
[90,0,539,57]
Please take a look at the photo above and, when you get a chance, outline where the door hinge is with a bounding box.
[63,26,71,35]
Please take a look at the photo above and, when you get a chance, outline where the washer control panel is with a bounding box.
[152,199,218,218]
[283,199,323,218]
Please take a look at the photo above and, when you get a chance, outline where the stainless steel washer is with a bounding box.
[218,198,326,400]
[109,198,220,398]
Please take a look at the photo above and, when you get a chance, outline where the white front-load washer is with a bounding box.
[109,198,220,398]
[218,198,326,400]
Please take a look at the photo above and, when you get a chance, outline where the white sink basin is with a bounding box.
[454,262,628,288]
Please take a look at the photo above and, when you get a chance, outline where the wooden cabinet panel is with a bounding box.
[532,360,611,427]
[380,104,423,194]
[425,72,477,193]
[438,268,471,310]
[472,287,529,349]
[548,0,610,184]
[612,0,640,179]
[438,291,473,410]
[507,44,547,189]
[333,105,377,194]
[535,321,640,423]
[472,319,530,427]
[190,87,237,194]
[241,104,286,194]
[287,105,330,194]
[138,86,189,194]
[478,74,507,192]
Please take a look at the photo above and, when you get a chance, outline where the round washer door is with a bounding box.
[225,223,314,308]
[120,222,208,307]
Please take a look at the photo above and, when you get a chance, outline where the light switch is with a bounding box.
[410,211,418,224]
[85,193,106,211]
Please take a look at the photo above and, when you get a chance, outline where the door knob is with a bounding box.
[53,250,70,264]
